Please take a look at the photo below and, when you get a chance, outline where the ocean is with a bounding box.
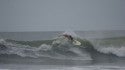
[0,30,125,70]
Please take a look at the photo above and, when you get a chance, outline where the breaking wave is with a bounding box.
[0,31,125,61]
[95,45,125,57]
[91,37,125,57]
[0,36,92,60]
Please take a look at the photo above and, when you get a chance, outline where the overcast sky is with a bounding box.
[0,0,125,32]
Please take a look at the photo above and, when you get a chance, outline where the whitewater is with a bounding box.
[0,31,125,70]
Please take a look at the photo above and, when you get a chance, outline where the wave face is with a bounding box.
[0,36,92,60]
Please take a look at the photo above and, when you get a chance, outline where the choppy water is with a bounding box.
[0,31,125,70]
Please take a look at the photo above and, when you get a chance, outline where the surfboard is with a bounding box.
[73,40,81,46]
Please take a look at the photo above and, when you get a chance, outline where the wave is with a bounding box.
[0,32,125,61]
[91,37,125,57]
[0,36,92,60]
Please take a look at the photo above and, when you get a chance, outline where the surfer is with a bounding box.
[62,34,74,41]
[62,34,81,46]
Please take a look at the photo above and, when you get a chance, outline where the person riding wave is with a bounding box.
[62,34,74,41]
[62,34,81,46]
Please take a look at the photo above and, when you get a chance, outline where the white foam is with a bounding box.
[93,43,125,57]
[38,44,52,51]
[0,39,6,43]
[69,47,92,60]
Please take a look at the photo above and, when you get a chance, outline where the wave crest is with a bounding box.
[92,39,125,57]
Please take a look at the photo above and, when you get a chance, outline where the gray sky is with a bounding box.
[0,0,125,32]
